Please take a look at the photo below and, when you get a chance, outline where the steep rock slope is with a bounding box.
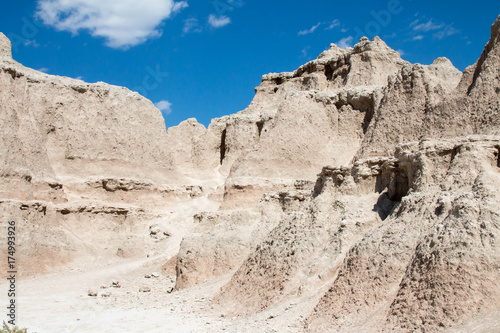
[306,136,500,332]
[464,15,500,134]
[0,32,218,276]
[221,37,409,209]
[176,15,500,333]
[174,37,462,291]
[359,58,463,157]
[359,15,500,158]
[0,32,185,204]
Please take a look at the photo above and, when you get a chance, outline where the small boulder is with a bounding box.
[139,285,151,293]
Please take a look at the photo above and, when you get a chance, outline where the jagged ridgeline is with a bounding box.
[1,14,499,333]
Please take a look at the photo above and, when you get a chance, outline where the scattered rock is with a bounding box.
[139,286,151,293]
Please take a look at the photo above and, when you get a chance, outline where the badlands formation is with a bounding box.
[1,15,500,333]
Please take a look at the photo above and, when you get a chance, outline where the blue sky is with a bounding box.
[1,0,499,129]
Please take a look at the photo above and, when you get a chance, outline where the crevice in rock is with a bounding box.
[496,147,500,168]
[274,77,283,85]
[373,192,399,221]
[220,129,227,165]
[312,177,326,198]
[4,68,23,79]
[362,106,375,134]
[450,146,460,163]
[376,162,411,202]
[256,121,264,137]
[389,167,410,201]
[71,86,88,94]
[325,64,334,81]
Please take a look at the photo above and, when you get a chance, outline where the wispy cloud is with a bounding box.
[434,24,459,40]
[24,39,40,47]
[383,32,397,39]
[208,14,231,28]
[172,1,188,12]
[412,19,444,32]
[336,36,353,49]
[325,19,340,30]
[183,18,202,34]
[155,100,172,114]
[409,16,460,41]
[298,22,321,36]
[35,0,189,49]
[301,46,310,58]
[37,67,49,73]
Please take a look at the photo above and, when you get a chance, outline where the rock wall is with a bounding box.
[0,32,214,275]
[174,15,500,332]
[305,136,500,332]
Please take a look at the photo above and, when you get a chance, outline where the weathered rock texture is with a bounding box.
[177,15,500,333]
[0,31,215,276]
[1,14,500,333]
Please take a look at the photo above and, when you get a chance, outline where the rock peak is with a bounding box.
[0,33,11,59]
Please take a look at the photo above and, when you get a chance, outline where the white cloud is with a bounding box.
[183,17,202,34]
[172,1,188,13]
[298,22,321,36]
[24,39,40,47]
[301,46,310,58]
[412,19,444,32]
[336,36,353,49]
[325,19,340,30]
[384,32,397,39]
[37,67,49,73]
[409,16,460,41]
[208,14,231,28]
[75,76,84,80]
[155,100,172,114]
[35,0,189,49]
[434,25,459,40]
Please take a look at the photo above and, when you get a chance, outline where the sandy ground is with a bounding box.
[3,253,326,333]
[0,181,321,333]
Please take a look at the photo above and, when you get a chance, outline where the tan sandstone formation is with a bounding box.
[176,15,500,333]
[0,32,218,276]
